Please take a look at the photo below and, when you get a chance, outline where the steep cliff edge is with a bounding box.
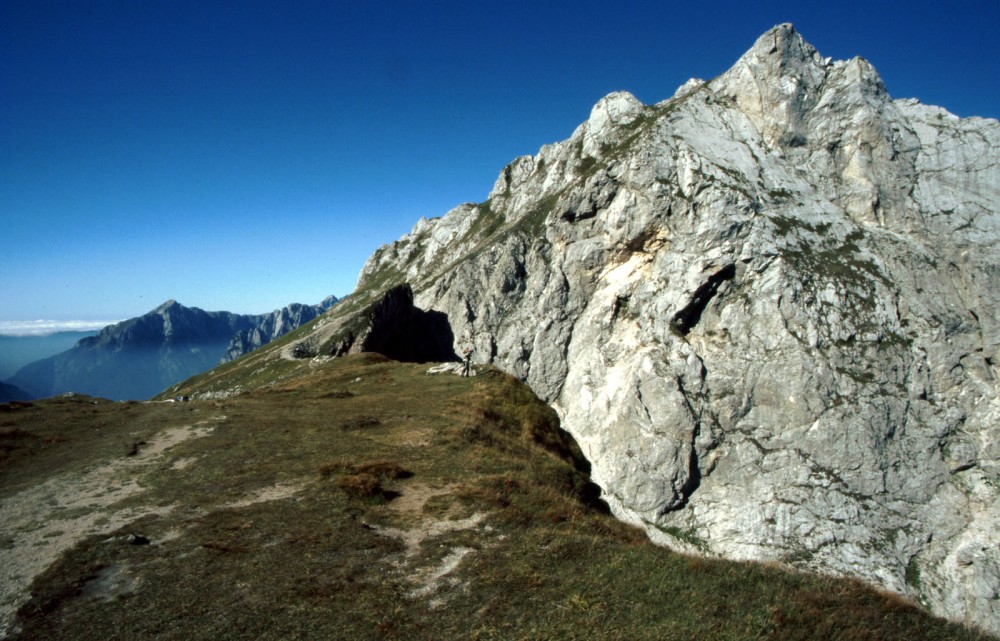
[354,24,1000,632]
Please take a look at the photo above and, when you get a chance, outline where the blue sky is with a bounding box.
[2,0,998,326]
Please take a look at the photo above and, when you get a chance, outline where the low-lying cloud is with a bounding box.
[0,320,121,337]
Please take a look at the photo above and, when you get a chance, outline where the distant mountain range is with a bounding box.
[7,296,336,401]
[221,298,337,362]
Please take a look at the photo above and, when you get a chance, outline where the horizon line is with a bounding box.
[0,320,121,337]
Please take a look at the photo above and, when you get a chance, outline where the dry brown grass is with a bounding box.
[317,459,355,478]
[356,460,413,480]
[335,472,384,498]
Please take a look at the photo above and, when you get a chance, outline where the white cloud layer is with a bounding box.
[0,320,121,337]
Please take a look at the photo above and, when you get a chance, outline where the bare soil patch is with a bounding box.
[0,419,220,637]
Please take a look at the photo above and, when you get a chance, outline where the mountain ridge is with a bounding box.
[0,331,99,380]
[9,296,337,401]
[0,381,32,403]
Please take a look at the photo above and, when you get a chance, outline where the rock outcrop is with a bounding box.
[353,24,1000,633]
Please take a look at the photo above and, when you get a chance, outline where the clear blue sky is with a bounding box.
[2,0,997,324]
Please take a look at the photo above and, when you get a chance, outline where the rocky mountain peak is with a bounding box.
[671,77,705,99]
[581,90,644,157]
[712,23,835,149]
[239,24,1000,634]
[10,296,338,401]
[154,299,179,314]
[750,23,824,72]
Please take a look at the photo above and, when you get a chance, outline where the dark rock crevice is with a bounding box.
[671,263,737,335]
[659,376,705,516]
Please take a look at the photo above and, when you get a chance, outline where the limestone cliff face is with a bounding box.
[355,24,1000,632]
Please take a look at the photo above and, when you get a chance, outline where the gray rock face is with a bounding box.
[355,24,999,633]
[221,295,338,362]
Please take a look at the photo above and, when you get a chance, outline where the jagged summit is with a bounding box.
[580,91,645,158]
[170,25,1000,634]
[747,23,824,68]
[152,299,179,314]
[220,295,339,363]
[711,23,894,153]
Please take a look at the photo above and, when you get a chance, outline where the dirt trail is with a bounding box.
[373,482,488,606]
[0,418,222,639]
[220,482,303,509]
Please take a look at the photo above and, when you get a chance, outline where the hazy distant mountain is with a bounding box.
[8,297,336,401]
[0,380,32,402]
[0,331,99,379]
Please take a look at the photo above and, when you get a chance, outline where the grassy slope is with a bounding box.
[0,355,990,641]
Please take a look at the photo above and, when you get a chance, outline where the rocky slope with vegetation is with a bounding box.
[220,295,338,363]
[331,24,999,632]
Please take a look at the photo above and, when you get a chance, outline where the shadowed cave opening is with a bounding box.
[321,284,459,364]
[361,287,459,363]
